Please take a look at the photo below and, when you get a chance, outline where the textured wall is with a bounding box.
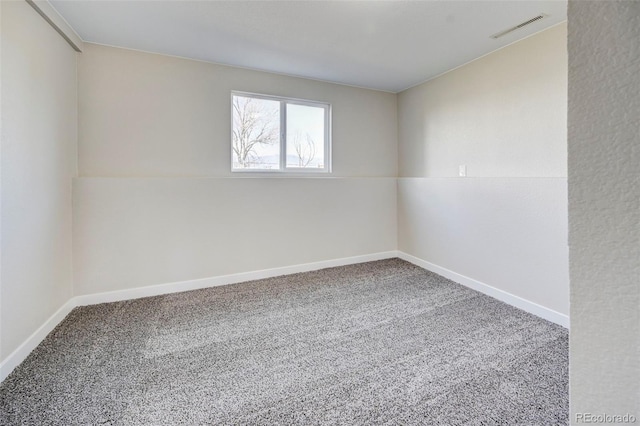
[568,0,640,419]
[398,24,569,317]
[0,1,77,362]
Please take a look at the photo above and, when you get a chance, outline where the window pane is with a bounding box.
[232,95,280,170]
[286,104,325,169]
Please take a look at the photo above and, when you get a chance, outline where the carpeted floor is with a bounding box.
[0,258,568,425]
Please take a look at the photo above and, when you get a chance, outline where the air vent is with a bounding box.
[490,14,548,39]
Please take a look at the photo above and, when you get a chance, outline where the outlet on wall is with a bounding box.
[459,165,467,177]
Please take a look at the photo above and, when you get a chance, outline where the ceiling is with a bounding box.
[50,0,567,93]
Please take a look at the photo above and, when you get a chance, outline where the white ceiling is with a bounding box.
[50,0,567,93]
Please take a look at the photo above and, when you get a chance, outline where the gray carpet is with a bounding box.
[0,259,568,425]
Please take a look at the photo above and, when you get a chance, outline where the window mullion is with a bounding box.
[280,101,286,171]
[325,104,331,172]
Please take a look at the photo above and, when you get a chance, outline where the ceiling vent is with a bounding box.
[490,14,548,39]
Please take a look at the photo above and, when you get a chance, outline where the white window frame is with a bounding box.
[231,91,332,174]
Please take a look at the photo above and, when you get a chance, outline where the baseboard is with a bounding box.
[0,251,398,384]
[74,251,400,307]
[1,249,567,384]
[0,298,77,383]
[397,251,569,328]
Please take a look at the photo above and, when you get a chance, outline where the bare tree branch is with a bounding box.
[292,132,316,167]
[232,96,278,168]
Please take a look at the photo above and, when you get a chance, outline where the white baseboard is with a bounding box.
[1,249,568,384]
[0,298,77,383]
[0,251,398,384]
[397,251,569,328]
[73,251,399,307]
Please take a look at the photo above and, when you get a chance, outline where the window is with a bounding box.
[231,92,331,172]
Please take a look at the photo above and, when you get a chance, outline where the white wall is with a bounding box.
[398,24,569,316]
[78,44,397,178]
[568,1,639,418]
[0,1,77,362]
[73,178,396,295]
[74,43,398,295]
